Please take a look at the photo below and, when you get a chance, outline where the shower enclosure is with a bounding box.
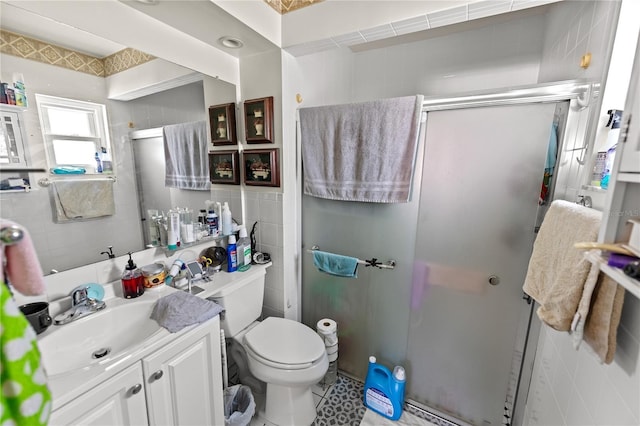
[301,81,596,426]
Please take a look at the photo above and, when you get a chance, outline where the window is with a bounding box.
[35,94,112,174]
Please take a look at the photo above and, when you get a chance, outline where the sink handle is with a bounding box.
[71,287,88,306]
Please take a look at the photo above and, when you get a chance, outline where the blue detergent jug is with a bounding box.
[363,356,406,420]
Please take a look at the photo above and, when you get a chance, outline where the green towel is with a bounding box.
[1,282,51,425]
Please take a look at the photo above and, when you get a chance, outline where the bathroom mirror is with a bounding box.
[0,4,249,275]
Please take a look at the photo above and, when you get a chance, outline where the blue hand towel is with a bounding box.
[151,291,224,333]
[313,250,358,278]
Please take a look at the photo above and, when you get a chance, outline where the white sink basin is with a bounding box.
[38,299,164,377]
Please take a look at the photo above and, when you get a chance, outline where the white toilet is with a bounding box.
[209,269,328,426]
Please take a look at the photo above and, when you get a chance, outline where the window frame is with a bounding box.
[35,94,112,174]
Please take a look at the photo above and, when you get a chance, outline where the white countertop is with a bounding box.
[38,262,271,410]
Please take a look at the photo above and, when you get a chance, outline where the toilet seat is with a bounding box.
[243,317,326,370]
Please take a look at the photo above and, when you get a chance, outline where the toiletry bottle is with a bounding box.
[100,147,113,174]
[122,252,144,299]
[95,152,103,173]
[227,235,238,272]
[165,259,184,287]
[222,202,233,236]
[167,209,180,249]
[207,208,219,237]
[236,226,251,270]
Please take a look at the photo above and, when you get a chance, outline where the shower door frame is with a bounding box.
[417,80,599,424]
[297,79,600,425]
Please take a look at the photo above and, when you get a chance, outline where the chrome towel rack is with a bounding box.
[38,175,117,187]
[307,245,396,270]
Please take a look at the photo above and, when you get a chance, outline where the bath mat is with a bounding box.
[360,409,438,426]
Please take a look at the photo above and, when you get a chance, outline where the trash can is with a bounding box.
[224,384,256,426]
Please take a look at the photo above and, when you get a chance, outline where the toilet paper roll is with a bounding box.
[317,318,337,335]
[317,318,338,347]
[325,343,338,355]
[327,352,338,362]
[324,334,338,347]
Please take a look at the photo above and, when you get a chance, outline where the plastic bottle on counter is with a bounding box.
[167,209,180,250]
[221,202,233,236]
[121,252,144,299]
[227,235,238,272]
[236,226,251,270]
[207,208,219,237]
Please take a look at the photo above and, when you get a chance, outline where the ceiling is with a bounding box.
[0,0,558,61]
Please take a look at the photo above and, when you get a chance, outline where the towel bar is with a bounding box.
[307,245,396,270]
[38,176,116,187]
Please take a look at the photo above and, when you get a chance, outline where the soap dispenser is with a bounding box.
[122,252,144,299]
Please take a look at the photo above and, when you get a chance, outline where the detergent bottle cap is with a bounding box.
[369,356,377,363]
[393,366,406,381]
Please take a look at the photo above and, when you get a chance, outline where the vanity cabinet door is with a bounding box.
[49,363,148,426]
[143,317,224,426]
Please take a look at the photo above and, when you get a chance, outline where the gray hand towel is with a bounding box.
[163,120,211,190]
[299,95,423,203]
[151,291,224,333]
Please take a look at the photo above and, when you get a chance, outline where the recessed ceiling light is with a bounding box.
[219,36,244,49]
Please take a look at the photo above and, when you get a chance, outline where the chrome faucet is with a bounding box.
[54,286,107,325]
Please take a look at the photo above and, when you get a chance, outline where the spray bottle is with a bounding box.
[363,356,406,421]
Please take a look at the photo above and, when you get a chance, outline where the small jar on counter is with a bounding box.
[141,263,167,289]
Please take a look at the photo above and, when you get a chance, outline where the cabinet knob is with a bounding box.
[130,384,142,395]
[152,370,164,381]
[488,275,500,286]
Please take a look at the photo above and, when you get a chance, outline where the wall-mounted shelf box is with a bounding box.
[585,250,640,299]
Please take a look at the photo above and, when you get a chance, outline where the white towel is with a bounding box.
[299,95,423,203]
[522,200,602,331]
[51,179,115,222]
[163,121,211,190]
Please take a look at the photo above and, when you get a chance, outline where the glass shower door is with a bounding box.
[407,103,557,425]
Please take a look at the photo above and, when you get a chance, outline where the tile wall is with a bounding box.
[243,190,285,318]
[524,2,640,425]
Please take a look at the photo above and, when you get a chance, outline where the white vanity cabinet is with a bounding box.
[143,316,224,425]
[48,363,148,426]
[48,316,224,426]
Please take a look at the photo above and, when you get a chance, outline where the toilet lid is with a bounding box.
[244,317,326,367]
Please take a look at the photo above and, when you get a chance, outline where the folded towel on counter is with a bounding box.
[299,95,423,203]
[0,219,46,296]
[151,291,224,333]
[51,179,115,222]
[312,250,358,278]
[163,121,210,190]
[522,200,602,330]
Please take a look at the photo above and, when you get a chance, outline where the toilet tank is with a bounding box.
[207,267,266,336]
